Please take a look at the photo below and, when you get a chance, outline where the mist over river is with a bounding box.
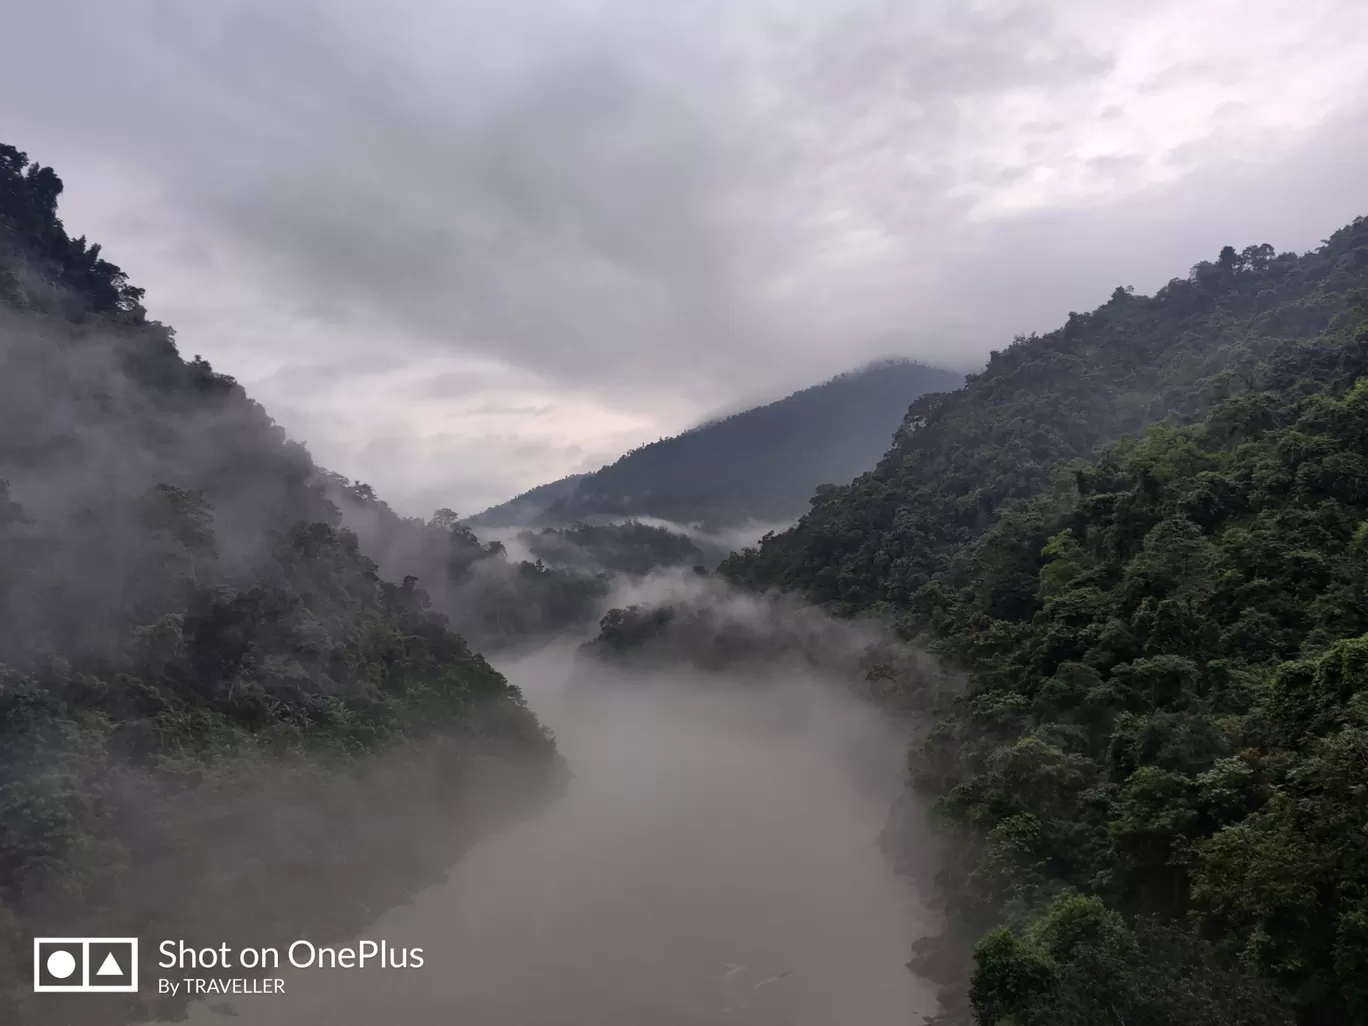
[158,644,943,1026]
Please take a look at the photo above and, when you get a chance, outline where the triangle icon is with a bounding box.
[96,952,123,976]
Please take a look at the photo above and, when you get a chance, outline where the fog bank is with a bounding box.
[161,642,942,1025]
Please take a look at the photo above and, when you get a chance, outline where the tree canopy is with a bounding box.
[723,216,1368,1024]
[0,144,563,1025]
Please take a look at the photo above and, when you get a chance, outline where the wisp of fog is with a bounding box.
[159,636,942,1026]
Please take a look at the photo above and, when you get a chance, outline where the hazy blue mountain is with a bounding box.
[470,359,964,529]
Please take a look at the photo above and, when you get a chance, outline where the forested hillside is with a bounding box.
[320,480,715,650]
[725,217,1368,1024]
[470,359,964,528]
[467,474,586,529]
[322,477,616,651]
[0,143,564,1024]
[517,519,706,576]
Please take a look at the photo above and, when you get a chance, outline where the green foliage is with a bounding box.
[321,476,614,650]
[0,144,145,315]
[0,145,562,1024]
[970,895,1292,1026]
[519,520,705,576]
[722,222,1368,612]
[932,362,1368,1022]
[724,218,1368,1023]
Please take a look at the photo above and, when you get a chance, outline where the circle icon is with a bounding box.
[46,950,77,979]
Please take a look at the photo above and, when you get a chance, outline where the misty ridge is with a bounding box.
[0,143,573,1025]
[320,474,803,652]
[0,141,960,1026]
[469,358,964,530]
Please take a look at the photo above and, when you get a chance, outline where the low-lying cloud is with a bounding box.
[155,603,950,1025]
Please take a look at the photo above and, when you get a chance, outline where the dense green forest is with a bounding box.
[576,585,949,713]
[517,520,706,576]
[322,482,712,648]
[0,143,564,1024]
[579,591,862,675]
[470,359,964,529]
[722,216,1368,1024]
[321,477,619,651]
[467,474,587,529]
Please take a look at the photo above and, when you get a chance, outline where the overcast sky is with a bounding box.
[5,0,1368,515]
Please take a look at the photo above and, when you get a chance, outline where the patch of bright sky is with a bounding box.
[961,0,1368,216]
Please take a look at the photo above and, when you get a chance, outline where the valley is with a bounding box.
[4,121,1368,1026]
[157,645,944,1026]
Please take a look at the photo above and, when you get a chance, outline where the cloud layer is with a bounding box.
[6,0,1368,513]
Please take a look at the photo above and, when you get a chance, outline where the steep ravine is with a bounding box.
[156,644,944,1025]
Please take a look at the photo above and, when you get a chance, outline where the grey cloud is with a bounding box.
[802,0,1109,100]
[465,402,557,419]
[1,0,1128,401]
[1085,154,1148,183]
[336,426,599,514]
[934,106,1368,345]
[5,0,1368,512]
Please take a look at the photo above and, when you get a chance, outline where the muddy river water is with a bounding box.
[160,647,942,1025]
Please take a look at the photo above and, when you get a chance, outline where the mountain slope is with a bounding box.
[319,477,618,652]
[722,228,1368,613]
[723,216,1368,1025]
[470,359,964,528]
[942,347,1368,1026]
[0,143,562,1024]
[468,473,588,528]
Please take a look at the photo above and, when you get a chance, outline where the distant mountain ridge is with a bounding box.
[469,474,588,528]
[470,358,964,528]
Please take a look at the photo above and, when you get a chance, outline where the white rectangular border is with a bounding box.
[33,937,139,993]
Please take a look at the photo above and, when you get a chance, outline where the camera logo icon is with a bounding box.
[33,938,139,993]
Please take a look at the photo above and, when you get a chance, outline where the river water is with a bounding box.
[161,646,942,1026]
